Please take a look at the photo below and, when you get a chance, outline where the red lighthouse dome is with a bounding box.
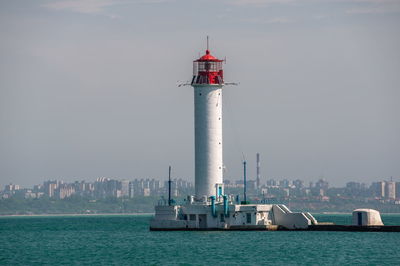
[191,49,224,85]
[198,49,218,61]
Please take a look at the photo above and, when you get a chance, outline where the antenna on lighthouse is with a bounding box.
[207,36,209,50]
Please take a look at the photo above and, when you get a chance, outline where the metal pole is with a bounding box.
[168,166,171,206]
[256,153,260,189]
[243,160,247,203]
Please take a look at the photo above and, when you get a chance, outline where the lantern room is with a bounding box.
[191,49,224,85]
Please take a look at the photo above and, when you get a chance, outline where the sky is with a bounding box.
[0,0,399,188]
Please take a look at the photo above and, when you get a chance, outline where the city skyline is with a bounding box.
[2,168,400,189]
[3,175,400,215]
[1,0,399,188]
[3,174,400,195]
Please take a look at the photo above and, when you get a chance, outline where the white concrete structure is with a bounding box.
[352,209,384,226]
[192,49,224,200]
[150,201,317,230]
[194,85,223,199]
[150,43,317,231]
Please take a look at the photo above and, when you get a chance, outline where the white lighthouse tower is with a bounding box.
[191,46,224,200]
[150,40,318,230]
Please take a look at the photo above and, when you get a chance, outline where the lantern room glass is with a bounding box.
[193,61,223,75]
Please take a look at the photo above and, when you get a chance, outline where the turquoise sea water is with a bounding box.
[1,214,399,265]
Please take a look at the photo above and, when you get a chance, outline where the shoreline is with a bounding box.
[0,213,155,217]
[1,212,399,218]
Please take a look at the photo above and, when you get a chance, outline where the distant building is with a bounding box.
[261,188,268,195]
[279,179,290,188]
[235,180,244,188]
[293,179,304,189]
[72,181,93,196]
[119,180,130,197]
[315,179,329,190]
[4,184,20,193]
[22,189,34,199]
[43,180,58,198]
[283,188,290,197]
[149,179,160,195]
[385,181,396,200]
[143,188,151,197]
[372,181,385,198]
[345,181,369,198]
[312,179,329,197]
[57,184,75,199]
[396,182,400,199]
[94,177,120,198]
[246,180,257,190]
[129,182,135,198]
[266,179,277,187]
[346,182,361,191]
[33,184,43,193]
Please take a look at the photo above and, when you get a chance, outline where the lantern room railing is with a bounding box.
[191,75,224,85]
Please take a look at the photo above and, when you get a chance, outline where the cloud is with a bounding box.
[42,0,171,18]
[346,6,400,14]
[43,0,118,14]
[241,16,293,24]
[230,0,400,6]
[345,0,400,14]
[231,0,295,6]
[313,14,329,20]
[266,17,292,23]
[351,0,399,3]
[228,0,400,16]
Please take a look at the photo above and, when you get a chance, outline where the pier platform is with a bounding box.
[150,224,400,232]
[306,224,400,232]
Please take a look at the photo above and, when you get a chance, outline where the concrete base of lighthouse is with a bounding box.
[150,199,318,231]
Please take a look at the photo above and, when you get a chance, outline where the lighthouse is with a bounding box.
[191,45,224,200]
[150,40,318,231]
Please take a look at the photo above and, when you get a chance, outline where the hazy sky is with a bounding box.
[0,0,399,188]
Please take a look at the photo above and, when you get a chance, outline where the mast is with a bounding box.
[243,160,247,203]
[256,153,260,189]
[168,166,172,206]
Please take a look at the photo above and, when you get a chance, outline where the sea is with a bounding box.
[1,214,399,265]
